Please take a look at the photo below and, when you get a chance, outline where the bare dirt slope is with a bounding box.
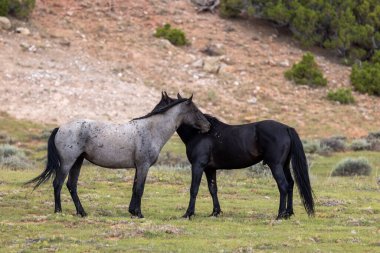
[0,0,379,138]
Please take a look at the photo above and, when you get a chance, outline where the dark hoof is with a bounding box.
[209,210,222,217]
[276,211,292,220]
[129,209,144,218]
[77,211,87,217]
[182,212,194,219]
[129,209,136,216]
[54,209,62,214]
[286,210,294,217]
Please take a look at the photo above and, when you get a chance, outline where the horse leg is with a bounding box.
[205,169,221,217]
[183,164,204,219]
[129,163,149,218]
[128,170,138,216]
[66,155,87,217]
[269,163,289,220]
[53,161,73,213]
[283,160,294,218]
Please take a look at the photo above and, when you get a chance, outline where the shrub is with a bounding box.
[331,158,372,177]
[350,61,380,96]
[247,162,271,178]
[0,0,36,19]
[8,0,35,20]
[302,139,320,154]
[220,1,380,62]
[220,1,380,96]
[320,136,346,152]
[285,53,327,87]
[220,0,245,18]
[368,131,380,140]
[0,0,9,16]
[154,23,188,46]
[155,151,189,168]
[350,139,371,151]
[0,131,11,144]
[367,131,380,151]
[0,144,31,169]
[327,88,355,104]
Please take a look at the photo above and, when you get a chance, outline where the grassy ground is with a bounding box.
[1,113,379,252]
[1,151,379,253]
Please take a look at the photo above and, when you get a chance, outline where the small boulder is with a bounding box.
[0,16,11,30]
[16,27,30,35]
[278,59,290,67]
[203,57,221,73]
[192,58,204,68]
[201,43,225,56]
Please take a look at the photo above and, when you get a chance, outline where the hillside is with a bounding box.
[0,0,379,138]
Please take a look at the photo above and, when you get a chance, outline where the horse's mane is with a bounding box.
[133,98,188,120]
[203,114,228,130]
[204,114,220,124]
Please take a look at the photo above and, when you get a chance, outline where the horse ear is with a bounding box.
[163,91,169,99]
[186,94,193,104]
[161,91,165,99]
[177,93,183,99]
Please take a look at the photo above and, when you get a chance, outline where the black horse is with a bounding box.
[156,92,314,220]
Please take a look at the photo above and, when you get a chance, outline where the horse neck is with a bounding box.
[176,124,199,144]
[146,104,184,148]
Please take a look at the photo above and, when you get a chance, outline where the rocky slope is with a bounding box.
[0,0,379,138]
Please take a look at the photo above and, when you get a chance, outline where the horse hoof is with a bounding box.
[77,211,87,217]
[276,212,291,220]
[209,210,222,217]
[286,210,294,217]
[182,212,194,219]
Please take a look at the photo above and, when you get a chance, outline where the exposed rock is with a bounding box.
[192,58,204,68]
[59,39,71,47]
[252,34,261,41]
[0,16,11,30]
[247,97,257,104]
[278,59,290,67]
[219,63,233,74]
[16,27,31,35]
[201,43,225,56]
[156,38,173,49]
[203,57,221,73]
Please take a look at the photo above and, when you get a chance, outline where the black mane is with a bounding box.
[133,98,188,120]
[204,114,221,125]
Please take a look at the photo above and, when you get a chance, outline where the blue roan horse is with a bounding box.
[26,95,210,218]
[156,92,314,220]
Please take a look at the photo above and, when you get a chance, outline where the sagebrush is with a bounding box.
[0,144,31,169]
[331,158,372,177]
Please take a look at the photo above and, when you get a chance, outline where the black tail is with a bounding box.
[25,128,60,190]
[288,128,315,217]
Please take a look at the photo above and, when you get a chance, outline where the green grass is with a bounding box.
[1,113,379,252]
[1,151,379,252]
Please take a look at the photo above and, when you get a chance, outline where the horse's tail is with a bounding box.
[288,127,315,217]
[25,128,60,190]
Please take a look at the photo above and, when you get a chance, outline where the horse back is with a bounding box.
[207,123,262,169]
